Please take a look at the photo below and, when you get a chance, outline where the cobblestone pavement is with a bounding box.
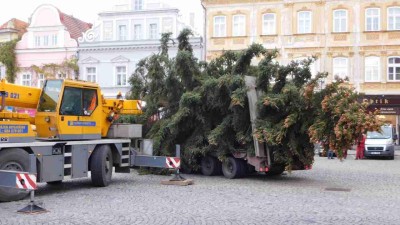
[1,153,399,225]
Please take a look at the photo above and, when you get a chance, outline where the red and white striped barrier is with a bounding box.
[16,173,37,190]
[166,157,181,169]
[137,100,142,111]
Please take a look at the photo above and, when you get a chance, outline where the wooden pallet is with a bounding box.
[161,179,194,186]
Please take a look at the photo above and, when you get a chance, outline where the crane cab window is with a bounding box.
[83,89,97,116]
[38,80,63,112]
[60,87,98,116]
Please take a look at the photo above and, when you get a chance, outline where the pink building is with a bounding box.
[15,4,92,87]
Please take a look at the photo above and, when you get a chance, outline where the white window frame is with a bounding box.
[298,11,312,34]
[232,14,246,37]
[262,13,276,35]
[35,36,41,47]
[86,67,97,83]
[332,57,348,79]
[52,34,58,46]
[22,73,31,86]
[133,24,142,40]
[149,23,158,39]
[388,7,400,30]
[37,74,45,88]
[333,9,348,32]
[103,21,114,40]
[162,17,174,34]
[115,65,127,86]
[43,35,49,46]
[134,0,143,10]
[118,24,127,41]
[213,16,226,37]
[365,56,380,82]
[365,8,380,31]
[388,57,400,81]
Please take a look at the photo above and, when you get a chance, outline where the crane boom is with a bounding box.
[0,79,41,110]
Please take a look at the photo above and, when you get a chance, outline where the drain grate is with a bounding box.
[324,187,351,192]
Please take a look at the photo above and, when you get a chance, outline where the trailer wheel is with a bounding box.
[222,157,242,179]
[0,148,30,202]
[90,145,113,187]
[201,156,222,176]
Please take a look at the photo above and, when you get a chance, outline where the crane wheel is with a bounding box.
[90,145,113,187]
[0,148,30,202]
[200,156,222,176]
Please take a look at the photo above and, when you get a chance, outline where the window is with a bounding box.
[52,34,58,46]
[116,66,127,86]
[134,24,142,39]
[60,87,82,116]
[366,8,380,31]
[118,25,127,40]
[333,10,347,32]
[35,36,41,46]
[365,57,380,82]
[162,17,173,34]
[232,15,245,36]
[298,11,312,34]
[103,21,113,40]
[38,80,62,112]
[60,87,98,116]
[262,13,276,35]
[213,16,226,37]
[0,65,4,79]
[86,67,96,83]
[295,57,318,78]
[332,57,348,79]
[388,7,400,30]
[21,74,31,86]
[82,89,97,116]
[38,74,45,88]
[149,23,158,39]
[58,73,67,79]
[388,57,400,81]
[43,36,49,46]
[134,0,143,10]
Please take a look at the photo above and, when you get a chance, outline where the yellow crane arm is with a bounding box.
[0,79,42,109]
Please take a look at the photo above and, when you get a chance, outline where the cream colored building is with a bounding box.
[202,0,400,130]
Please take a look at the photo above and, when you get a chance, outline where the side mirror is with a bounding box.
[393,134,398,140]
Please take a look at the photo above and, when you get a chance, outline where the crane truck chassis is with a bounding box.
[0,79,180,202]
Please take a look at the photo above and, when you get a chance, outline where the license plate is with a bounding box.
[371,152,381,155]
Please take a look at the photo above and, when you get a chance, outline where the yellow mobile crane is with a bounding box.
[0,79,180,202]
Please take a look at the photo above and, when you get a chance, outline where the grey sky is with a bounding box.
[0,0,203,27]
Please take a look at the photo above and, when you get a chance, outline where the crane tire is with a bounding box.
[90,145,113,187]
[0,148,30,202]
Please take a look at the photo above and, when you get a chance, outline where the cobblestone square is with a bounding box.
[1,151,399,225]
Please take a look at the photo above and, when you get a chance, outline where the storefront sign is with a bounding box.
[361,95,400,106]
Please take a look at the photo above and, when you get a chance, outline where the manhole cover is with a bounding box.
[324,187,351,192]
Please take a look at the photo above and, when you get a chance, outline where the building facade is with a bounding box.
[0,18,28,79]
[202,0,400,132]
[78,0,203,98]
[15,4,91,87]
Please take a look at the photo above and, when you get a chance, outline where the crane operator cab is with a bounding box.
[0,78,141,142]
[35,79,106,140]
